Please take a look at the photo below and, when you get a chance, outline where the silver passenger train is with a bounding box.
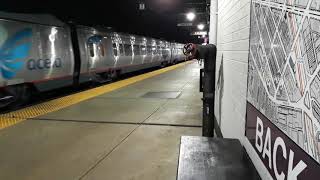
[0,11,186,108]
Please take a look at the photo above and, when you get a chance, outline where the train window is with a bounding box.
[98,43,105,57]
[124,44,132,56]
[152,46,157,55]
[141,45,147,55]
[88,43,94,57]
[133,45,140,55]
[119,44,124,55]
[162,48,168,55]
[113,43,118,56]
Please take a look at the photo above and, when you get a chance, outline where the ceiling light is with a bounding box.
[186,12,196,21]
[197,24,205,30]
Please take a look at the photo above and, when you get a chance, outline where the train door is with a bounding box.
[86,34,105,73]
[112,41,124,66]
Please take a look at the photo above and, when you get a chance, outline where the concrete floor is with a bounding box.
[0,62,202,180]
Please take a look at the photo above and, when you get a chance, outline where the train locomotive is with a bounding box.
[0,11,185,108]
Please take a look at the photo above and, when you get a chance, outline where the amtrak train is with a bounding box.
[0,11,186,108]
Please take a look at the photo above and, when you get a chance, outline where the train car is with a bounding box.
[0,12,75,108]
[0,12,186,108]
[171,43,186,63]
[72,25,183,84]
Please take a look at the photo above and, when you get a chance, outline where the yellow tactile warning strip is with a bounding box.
[0,61,193,130]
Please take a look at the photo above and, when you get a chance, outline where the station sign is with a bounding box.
[245,0,320,179]
[246,102,320,180]
[177,22,193,27]
[190,31,207,36]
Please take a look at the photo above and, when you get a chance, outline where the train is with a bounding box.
[0,11,186,108]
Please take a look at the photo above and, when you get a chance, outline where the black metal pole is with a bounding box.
[194,44,217,137]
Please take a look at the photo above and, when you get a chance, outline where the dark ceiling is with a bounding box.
[1,0,210,43]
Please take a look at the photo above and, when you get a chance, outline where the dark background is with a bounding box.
[1,0,209,43]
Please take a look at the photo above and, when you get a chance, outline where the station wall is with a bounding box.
[210,0,278,178]
[210,0,320,179]
[211,0,250,143]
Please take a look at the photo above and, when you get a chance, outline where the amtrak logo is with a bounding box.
[0,28,32,79]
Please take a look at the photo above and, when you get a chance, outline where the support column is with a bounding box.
[209,0,218,45]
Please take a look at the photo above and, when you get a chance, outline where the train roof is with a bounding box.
[77,25,167,43]
[0,11,66,27]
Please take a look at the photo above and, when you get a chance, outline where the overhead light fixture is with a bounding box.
[190,31,207,36]
[186,12,196,21]
[139,3,145,10]
[197,24,205,30]
[139,1,145,10]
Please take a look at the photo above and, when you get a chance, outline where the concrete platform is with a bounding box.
[0,62,202,180]
[82,126,200,180]
[36,98,167,123]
